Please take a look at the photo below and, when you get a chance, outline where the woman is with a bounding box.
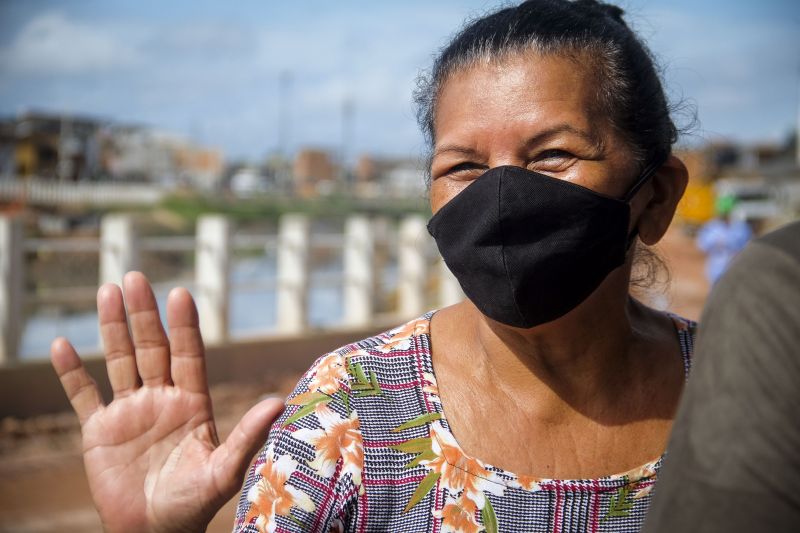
[50,1,693,531]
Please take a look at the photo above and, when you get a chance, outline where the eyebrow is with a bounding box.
[433,123,605,158]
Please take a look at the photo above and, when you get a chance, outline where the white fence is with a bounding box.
[0,178,166,206]
[0,213,463,363]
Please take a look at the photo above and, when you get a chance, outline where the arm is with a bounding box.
[233,351,361,532]
[50,272,284,533]
[644,221,800,532]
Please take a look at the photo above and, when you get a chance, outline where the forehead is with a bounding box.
[433,52,607,145]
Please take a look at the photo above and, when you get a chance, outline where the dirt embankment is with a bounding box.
[0,378,301,533]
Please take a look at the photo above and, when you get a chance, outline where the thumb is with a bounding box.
[211,397,285,498]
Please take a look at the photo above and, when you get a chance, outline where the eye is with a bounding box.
[445,162,485,177]
[531,149,576,172]
[535,149,573,161]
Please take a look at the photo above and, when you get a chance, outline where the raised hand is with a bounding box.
[50,272,283,533]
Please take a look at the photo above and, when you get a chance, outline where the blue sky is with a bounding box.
[0,0,798,162]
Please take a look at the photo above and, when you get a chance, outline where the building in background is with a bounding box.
[0,121,16,178]
[676,133,800,233]
[1,111,103,182]
[355,154,425,198]
[107,126,224,189]
[0,111,224,190]
[293,148,336,196]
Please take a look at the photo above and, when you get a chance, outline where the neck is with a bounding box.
[470,269,645,415]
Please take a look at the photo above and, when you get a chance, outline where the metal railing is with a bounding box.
[0,178,167,206]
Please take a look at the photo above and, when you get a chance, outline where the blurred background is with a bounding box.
[0,0,798,531]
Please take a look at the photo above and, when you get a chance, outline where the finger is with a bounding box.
[210,398,285,497]
[123,271,171,386]
[167,287,207,394]
[98,283,140,398]
[50,337,104,424]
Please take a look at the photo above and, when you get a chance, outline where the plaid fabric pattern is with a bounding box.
[233,311,695,533]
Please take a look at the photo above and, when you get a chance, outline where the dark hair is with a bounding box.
[414,0,677,182]
[415,0,678,290]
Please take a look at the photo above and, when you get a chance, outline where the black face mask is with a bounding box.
[426,162,662,328]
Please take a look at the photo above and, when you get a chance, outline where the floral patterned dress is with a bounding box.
[233,311,695,533]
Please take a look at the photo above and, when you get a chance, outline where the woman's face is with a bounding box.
[429,52,641,215]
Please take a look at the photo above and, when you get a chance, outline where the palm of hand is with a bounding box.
[83,388,217,532]
[51,273,284,533]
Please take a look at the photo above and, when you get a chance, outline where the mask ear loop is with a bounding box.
[623,157,665,203]
[623,155,668,249]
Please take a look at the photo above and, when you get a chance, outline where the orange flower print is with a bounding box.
[295,404,365,490]
[611,461,658,499]
[311,353,348,394]
[513,474,543,491]
[423,422,505,508]
[422,372,440,399]
[379,317,430,352]
[613,461,657,483]
[288,352,348,406]
[435,499,482,533]
[633,482,655,499]
[245,452,315,533]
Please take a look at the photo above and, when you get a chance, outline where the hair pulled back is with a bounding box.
[414,0,677,180]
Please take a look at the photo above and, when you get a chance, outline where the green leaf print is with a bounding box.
[404,449,437,469]
[351,369,382,397]
[348,358,369,384]
[390,436,436,469]
[481,496,499,533]
[403,471,441,513]
[282,395,332,427]
[601,480,635,522]
[391,412,442,433]
[347,359,381,396]
[390,437,433,454]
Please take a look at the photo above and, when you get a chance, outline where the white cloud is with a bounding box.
[2,1,791,158]
[0,11,143,75]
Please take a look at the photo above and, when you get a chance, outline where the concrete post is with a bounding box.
[370,215,391,309]
[343,215,374,327]
[277,214,310,334]
[100,214,138,286]
[0,217,23,364]
[438,259,464,308]
[398,215,428,318]
[195,215,230,345]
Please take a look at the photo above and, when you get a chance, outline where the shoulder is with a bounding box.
[285,312,436,431]
[698,221,800,355]
[751,220,800,263]
[234,314,438,531]
[713,221,800,302]
[667,313,697,339]
[293,312,434,392]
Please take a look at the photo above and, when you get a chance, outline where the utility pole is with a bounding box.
[58,113,73,182]
[278,70,292,159]
[340,96,355,185]
[277,70,293,193]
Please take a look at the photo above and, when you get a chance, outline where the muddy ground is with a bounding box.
[0,225,710,532]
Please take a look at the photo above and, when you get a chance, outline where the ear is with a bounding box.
[637,155,688,245]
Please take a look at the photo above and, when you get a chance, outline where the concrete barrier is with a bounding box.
[0,321,396,419]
